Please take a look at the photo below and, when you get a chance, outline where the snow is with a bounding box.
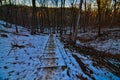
[0,20,120,80]
[89,39,120,54]
[55,37,84,79]
[77,32,120,54]
[72,52,120,80]
[0,34,49,79]
[0,20,80,80]
[0,20,49,79]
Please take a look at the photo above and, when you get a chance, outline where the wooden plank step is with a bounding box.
[49,51,55,54]
[44,52,55,54]
[40,65,66,69]
[48,46,55,48]
[40,58,65,67]
[41,57,59,59]
[43,54,62,58]
[48,48,54,50]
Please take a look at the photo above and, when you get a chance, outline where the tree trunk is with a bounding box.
[97,0,101,35]
[31,0,36,34]
[83,0,87,32]
[73,0,83,44]
[15,8,18,33]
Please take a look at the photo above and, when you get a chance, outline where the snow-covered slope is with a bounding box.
[0,20,49,79]
[77,31,120,54]
[0,20,120,80]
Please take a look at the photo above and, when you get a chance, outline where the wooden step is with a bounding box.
[40,65,66,69]
[40,58,66,67]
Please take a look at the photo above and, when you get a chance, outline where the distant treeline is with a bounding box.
[0,4,120,35]
[0,5,119,27]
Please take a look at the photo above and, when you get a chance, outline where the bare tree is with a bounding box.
[31,0,36,34]
[70,0,77,36]
[54,0,59,33]
[97,0,101,35]
[73,0,83,44]
[60,0,63,36]
[83,0,87,32]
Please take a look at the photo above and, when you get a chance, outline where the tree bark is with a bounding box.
[83,0,87,32]
[97,0,101,35]
[31,0,36,34]
[73,0,83,44]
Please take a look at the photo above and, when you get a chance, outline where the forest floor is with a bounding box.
[0,20,120,80]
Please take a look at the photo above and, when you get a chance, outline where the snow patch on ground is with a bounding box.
[0,20,49,79]
[72,52,120,80]
[0,20,120,80]
[77,32,120,54]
